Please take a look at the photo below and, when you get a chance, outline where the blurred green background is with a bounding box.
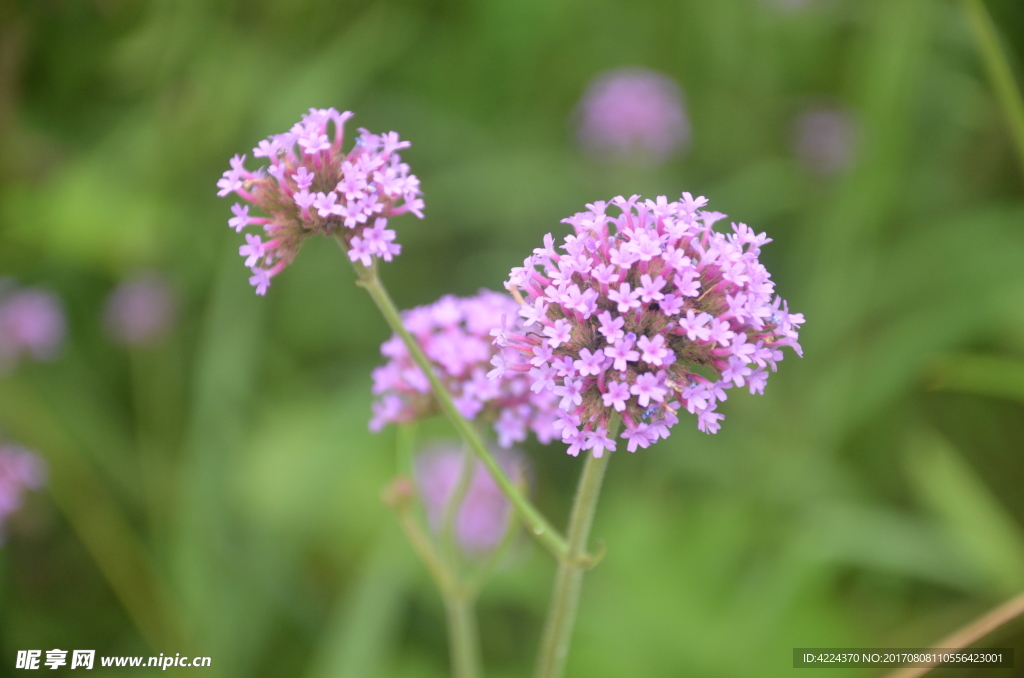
[2,0,1024,676]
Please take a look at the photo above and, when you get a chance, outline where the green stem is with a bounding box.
[396,422,418,477]
[394,498,456,595]
[342,248,568,560]
[963,0,1024,178]
[388,431,483,678]
[394,508,483,678]
[464,473,526,599]
[445,595,483,678]
[533,416,618,678]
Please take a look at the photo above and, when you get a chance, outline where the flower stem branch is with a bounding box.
[392,490,457,593]
[962,0,1024,179]
[533,415,619,678]
[344,248,569,560]
[385,483,482,678]
[464,478,526,599]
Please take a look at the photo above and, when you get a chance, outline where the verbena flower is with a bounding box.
[217,108,424,295]
[103,273,175,346]
[493,193,803,457]
[0,283,66,371]
[0,444,46,543]
[370,290,558,448]
[575,68,690,163]
[415,443,525,554]
[793,106,856,175]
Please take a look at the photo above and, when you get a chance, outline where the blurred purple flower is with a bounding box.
[370,290,559,448]
[793,106,856,175]
[0,285,66,370]
[0,444,46,543]
[575,68,690,164]
[104,274,176,346]
[415,444,524,554]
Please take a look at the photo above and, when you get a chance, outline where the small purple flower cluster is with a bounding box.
[104,274,176,346]
[492,193,803,457]
[371,291,558,448]
[793,106,856,176]
[0,444,45,542]
[575,68,690,163]
[0,283,66,372]
[415,444,524,553]
[217,108,424,295]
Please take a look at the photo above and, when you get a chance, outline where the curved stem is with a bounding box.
[441,445,476,567]
[533,416,619,678]
[388,433,482,678]
[392,497,483,678]
[464,475,527,599]
[343,249,568,560]
[396,422,419,477]
[884,590,1024,678]
[393,495,457,595]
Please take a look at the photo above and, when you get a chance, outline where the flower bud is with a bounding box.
[414,444,525,554]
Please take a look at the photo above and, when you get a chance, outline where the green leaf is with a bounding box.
[904,428,1024,597]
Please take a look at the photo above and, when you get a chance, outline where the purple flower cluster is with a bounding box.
[415,444,524,554]
[217,108,424,295]
[793,106,856,176]
[575,68,690,163]
[492,193,803,457]
[104,274,176,346]
[371,291,558,448]
[0,283,66,372]
[0,444,45,542]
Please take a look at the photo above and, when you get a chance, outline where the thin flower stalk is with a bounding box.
[884,590,1024,678]
[533,415,619,678]
[345,249,569,560]
[445,597,483,678]
[383,476,481,678]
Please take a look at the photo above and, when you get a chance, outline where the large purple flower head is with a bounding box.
[575,68,690,164]
[0,444,46,543]
[0,284,66,371]
[217,108,424,295]
[370,290,558,448]
[415,444,525,554]
[493,193,804,457]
